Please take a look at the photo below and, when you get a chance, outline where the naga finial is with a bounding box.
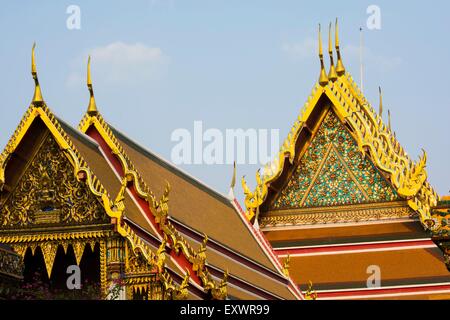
[114,176,128,206]
[335,18,346,76]
[328,22,338,82]
[31,43,43,103]
[199,233,208,253]
[87,56,98,115]
[318,24,329,86]
[282,254,290,277]
[305,281,318,300]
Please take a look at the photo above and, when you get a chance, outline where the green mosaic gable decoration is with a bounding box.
[271,109,400,210]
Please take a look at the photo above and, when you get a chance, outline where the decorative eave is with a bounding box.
[77,59,228,299]
[0,46,187,298]
[242,22,439,231]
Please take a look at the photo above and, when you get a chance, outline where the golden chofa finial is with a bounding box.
[378,86,383,117]
[87,56,98,115]
[328,23,338,82]
[31,43,43,103]
[318,24,329,86]
[335,18,346,76]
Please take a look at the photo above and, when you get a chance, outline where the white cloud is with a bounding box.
[67,42,169,87]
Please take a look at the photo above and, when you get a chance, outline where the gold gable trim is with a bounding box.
[261,201,414,228]
[243,69,438,230]
[79,111,228,299]
[0,96,185,297]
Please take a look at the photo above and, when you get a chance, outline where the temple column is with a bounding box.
[104,237,126,300]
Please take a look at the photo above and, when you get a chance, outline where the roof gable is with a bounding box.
[1,129,109,228]
[271,108,400,211]
[242,24,439,230]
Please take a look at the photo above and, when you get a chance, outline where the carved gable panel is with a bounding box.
[271,109,400,211]
[0,134,109,228]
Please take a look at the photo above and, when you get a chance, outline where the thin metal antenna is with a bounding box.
[359,27,364,93]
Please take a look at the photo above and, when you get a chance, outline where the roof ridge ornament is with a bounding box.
[31,43,43,104]
[335,18,346,76]
[328,22,338,82]
[87,56,98,115]
[228,161,237,199]
[379,86,383,117]
[388,109,392,132]
[318,24,329,86]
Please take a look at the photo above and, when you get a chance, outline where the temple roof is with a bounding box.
[77,110,301,299]
[242,21,439,232]
[110,125,281,270]
[76,57,302,299]
[0,45,186,296]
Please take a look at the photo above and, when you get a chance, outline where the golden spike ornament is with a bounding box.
[229,161,237,198]
[328,22,338,81]
[388,110,392,131]
[318,24,329,86]
[31,43,43,103]
[87,56,98,115]
[335,18,346,76]
[230,161,236,190]
[379,86,383,117]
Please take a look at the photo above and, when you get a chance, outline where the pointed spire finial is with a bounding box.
[31,43,43,103]
[328,22,338,82]
[228,161,237,199]
[230,161,236,189]
[87,56,98,115]
[378,86,383,117]
[335,18,346,76]
[388,110,392,132]
[318,24,329,86]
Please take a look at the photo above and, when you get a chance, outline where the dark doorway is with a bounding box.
[20,243,101,299]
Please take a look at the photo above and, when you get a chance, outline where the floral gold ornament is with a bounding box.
[1,135,109,228]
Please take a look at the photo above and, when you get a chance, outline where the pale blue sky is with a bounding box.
[1,1,449,201]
